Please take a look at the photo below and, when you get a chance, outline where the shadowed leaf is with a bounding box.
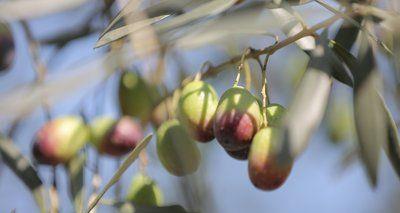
[334,15,362,50]
[328,40,358,78]
[66,154,86,213]
[156,0,238,33]
[87,134,153,213]
[0,137,46,213]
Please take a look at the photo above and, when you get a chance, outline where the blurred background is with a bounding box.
[0,0,400,212]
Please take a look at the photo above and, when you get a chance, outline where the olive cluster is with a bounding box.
[156,78,292,191]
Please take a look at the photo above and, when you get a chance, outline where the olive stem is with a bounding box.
[259,54,271,128]
[194,72,202,81]
[233,70,241,87]
[233,48,252,87]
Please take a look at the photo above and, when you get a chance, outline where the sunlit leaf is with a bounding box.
[0,0,90,21]
[99,0,190,39]
[95,15,169,48]
[66,154,86,213]
[0,137,46,213]
[87,134,153,213]
[270,7,315,50]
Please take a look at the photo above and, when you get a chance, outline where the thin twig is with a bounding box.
[261,54,271,128]
[233,48,252,87]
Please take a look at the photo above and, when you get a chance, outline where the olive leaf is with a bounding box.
[335,14,361,46]
[331,34,384,186]
[353,71,385,186]
[330,12,363,87]
[0,0,89,21]
[0,137,46,213]
[280,32,351,159]
[174,1,327,50]
[95,15,170,48]
[152,0,238,33]
[66,154,86,213]
[377,93,400,179]
[98,0,190,39]
[282,68,332,159]
[115,202,189,213]
[328,40,358,78]
[87,134,153,213]
[270,6,315,51]
[97,0,237,47]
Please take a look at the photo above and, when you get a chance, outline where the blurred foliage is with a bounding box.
[0,0,400,212]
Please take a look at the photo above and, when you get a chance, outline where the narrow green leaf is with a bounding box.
[98,0,189,39]
[334,14,362,49]
[377,93,400,179]
[332,34,384,186]
[156,0,237,33]
[87,134,153,213]
[310,31,353,87]
[281,33,335,159]
[270,6,315,51]
[353,72,385,186]
[0,137,46,213]
[282,68,332,159]
[327,6,365,87]
[66,154,86,213]
[328,40,358,78]
[95,15,169,48]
